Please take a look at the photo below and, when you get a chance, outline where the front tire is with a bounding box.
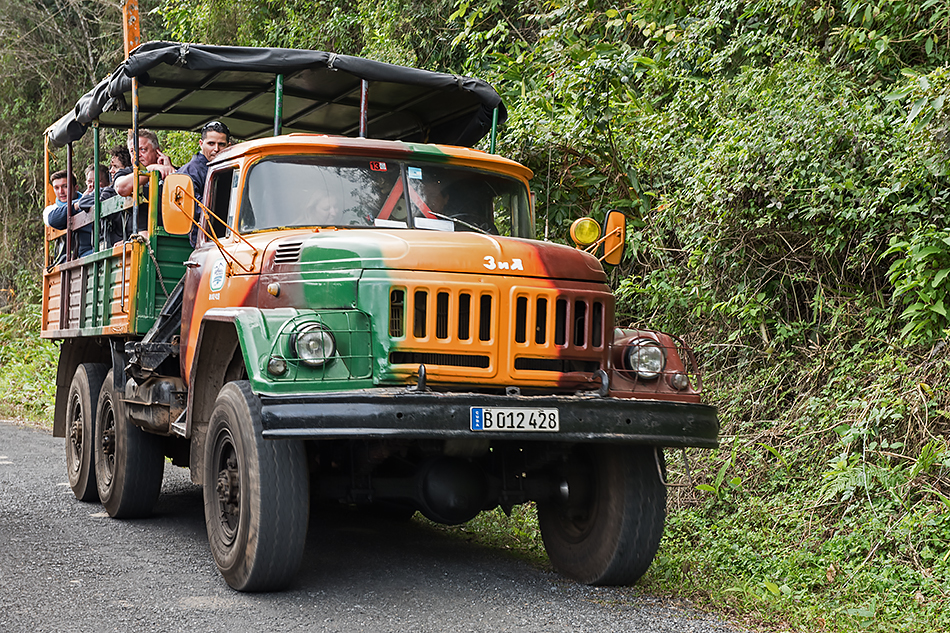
[65,363,107,501]
[538,445,666,586]
[94,370,164,518]
[203,381,309,592]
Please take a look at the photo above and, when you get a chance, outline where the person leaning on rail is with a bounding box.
[113,128,175,198]
[107,145,132,182]
[176,120,231,246]
[43,169,93,259]
[109,129,174,242]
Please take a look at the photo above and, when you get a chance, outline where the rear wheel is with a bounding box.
[94,370,164,518]
[538,445,666,586]
[65,363,107,501]
[203,381,309,591]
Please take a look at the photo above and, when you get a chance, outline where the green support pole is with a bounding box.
[489,106,499,154]
[92,123,101,327]
[274,74,284,136]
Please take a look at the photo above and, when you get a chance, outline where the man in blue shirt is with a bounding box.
[177,121,231,245]
[43,169,92,258]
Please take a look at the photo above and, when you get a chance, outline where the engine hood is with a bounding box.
[262,229,607,283]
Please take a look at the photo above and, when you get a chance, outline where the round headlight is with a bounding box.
[624,338,665,379]
[293,324,336,367]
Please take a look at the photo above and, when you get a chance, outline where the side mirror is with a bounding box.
[161,174,195,236]
[602,209,626,266]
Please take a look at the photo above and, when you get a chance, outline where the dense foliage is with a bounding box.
[0,1,948,630]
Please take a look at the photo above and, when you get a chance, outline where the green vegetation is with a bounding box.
[1,1,949,630]
[0,303,58,424]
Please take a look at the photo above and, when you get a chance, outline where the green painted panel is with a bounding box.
[230,308,376,396]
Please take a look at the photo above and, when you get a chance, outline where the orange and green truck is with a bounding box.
[42,41,718,591]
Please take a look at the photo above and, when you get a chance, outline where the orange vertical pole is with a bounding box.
[122,0,141,58]
[43,136,53,206]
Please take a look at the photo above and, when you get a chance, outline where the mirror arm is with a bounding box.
[171,184,258,273]
[581,226,623,261]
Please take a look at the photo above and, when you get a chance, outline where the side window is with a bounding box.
[205,167,236,241]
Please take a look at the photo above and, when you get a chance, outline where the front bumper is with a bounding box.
[258,389,718,447]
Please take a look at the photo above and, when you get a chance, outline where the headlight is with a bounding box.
[624,337,665,379]
[292,323,336,367]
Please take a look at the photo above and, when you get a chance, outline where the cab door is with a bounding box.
[179,165,255,383]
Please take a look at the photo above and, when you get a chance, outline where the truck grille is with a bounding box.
[389,288,494,343]
[388,282,609,376]
[389,351,490,368]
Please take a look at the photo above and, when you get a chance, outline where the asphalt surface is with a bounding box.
[0,420,741,632]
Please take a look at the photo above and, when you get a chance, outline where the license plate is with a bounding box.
[470,407,559,432]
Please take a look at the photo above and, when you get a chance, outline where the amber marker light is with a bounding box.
[570,217,601,247]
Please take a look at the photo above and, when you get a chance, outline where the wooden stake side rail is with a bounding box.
[42,241,139,339]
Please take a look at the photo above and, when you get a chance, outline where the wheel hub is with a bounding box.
[215,452,240,539]
[99,407,117,483]
[67,396,83,471]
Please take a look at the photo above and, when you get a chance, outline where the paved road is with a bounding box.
[0,421,740,633]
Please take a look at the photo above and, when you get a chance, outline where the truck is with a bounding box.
[42,40,718,591]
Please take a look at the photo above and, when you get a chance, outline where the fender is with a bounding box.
[184,306,376,480]
[52,338,110,437]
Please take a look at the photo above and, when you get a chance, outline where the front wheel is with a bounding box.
[94,370,164,518]
[203,381,309,592]
[538,445,666,586]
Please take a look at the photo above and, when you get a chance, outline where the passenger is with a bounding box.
[176,121,230,245]
[73,163,110,211]
[107,145,132,182]
[101,146,131,202]
[113,128,175,198]
[108,130,173,242]
[82,163,110,195]
[43,170,93,258]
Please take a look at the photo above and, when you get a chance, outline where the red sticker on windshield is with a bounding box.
[369,161,387,171]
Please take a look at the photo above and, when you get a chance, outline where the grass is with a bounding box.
[420,503,550,568]
[0,302,58,426]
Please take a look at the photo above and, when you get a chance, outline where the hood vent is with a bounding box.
[274,240,303,265]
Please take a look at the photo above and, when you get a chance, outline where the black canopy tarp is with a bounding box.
[46,41,507,149]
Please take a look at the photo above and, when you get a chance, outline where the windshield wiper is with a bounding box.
[425,211,491,235]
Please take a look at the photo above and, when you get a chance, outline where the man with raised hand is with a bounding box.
[113,128,175,198]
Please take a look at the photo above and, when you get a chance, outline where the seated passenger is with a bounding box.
[81,163,110,195]
[177,121,230,245]
[109,131,173,242]
[100,146,131,203]
[113,128,175,198]
[43,170,93,258]
[73,163,111,211]
[107,145,132,182]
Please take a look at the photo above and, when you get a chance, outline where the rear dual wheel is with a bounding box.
[65,363,107,501]
[94,369,164,518]
[538,445,666,586]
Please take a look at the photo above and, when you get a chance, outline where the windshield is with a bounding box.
[238,156,533,237]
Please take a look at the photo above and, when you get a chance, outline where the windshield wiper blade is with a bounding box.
[426,211,491,235]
